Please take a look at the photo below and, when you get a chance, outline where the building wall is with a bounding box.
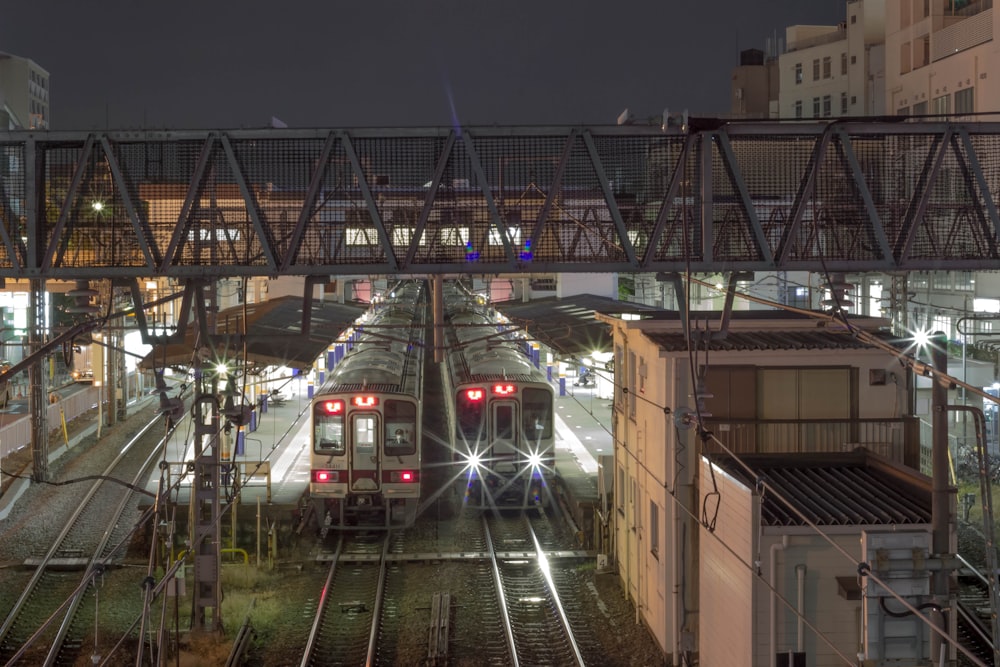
[0,53,49,129]
[610,315,911,662]
[884,2,995,117]
[779,27,850,119]
[754,531,871,666]
[699,457,755,667]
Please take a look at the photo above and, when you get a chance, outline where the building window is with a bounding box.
[823,95,832,117]
[955,87,974,115]
[841,92,848,114]
[933,94,951,115]
[794,62,803,84]
[794,100,803,118]
[823,56,832,79]
[841,53,848,76]
[851,95,857,105]
[812,59,820,80]
[617,467,626,514]
[813,97,821,117]
[851,55,857,65]
[649,501,659,558]
[615,344,625,411]
[628,350,637,420]
[955,271,975,292]
[913,101,928,116]
[898,105,910,116]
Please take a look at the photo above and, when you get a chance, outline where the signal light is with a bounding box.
[353,395,378,408]
[322,400,343,415]
[493,383,515,396]
[313,470,339,483]
[465,388,484,402]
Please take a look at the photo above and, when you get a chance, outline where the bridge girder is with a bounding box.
[2,120,999,280]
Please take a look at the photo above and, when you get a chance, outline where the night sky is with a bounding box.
[3,1,845,131]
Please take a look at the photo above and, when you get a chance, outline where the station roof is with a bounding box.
[708,450,931,527]
[493,294,659,360]
[138,296,367,372]
[644,327,900,353]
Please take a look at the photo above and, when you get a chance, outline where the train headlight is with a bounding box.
[527,452,543,468]
[312,470,339,483]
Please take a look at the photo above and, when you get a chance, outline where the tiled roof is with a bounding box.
[709,451,931,527]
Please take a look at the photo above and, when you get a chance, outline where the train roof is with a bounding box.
[138,295,368,373]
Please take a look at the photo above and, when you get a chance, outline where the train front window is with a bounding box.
[457,390,485,440]
[384,399,416,456]
[314,411,345,455]
[522,388,553,439]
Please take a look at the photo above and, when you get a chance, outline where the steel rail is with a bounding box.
[0,409,163,662]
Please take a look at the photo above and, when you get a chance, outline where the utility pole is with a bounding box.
[28,279,47,482]
[191,280,223,633]
[930,333,955,662]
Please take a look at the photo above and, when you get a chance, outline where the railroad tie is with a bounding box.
[427,591,451,665]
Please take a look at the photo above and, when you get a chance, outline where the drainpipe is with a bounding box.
[796,564,807,653]
[770,535,789,667]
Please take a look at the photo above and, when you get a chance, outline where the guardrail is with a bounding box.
[0,386,103,462]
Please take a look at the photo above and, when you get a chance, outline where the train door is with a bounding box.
[492,401,518,469]
[350,412,380,491]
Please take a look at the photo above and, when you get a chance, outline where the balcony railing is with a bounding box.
[701,417,921,469]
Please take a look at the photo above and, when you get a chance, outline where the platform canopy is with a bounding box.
[138,295,367,374]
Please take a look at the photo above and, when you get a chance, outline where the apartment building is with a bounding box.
[0,51,49,130]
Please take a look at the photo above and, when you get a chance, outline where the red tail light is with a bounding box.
[313,470,339,483]
[492,383,515,395]
[391,471,418,483]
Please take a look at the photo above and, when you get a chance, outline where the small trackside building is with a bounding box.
[596,308,931,665]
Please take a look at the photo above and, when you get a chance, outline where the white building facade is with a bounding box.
[0,51,49,129]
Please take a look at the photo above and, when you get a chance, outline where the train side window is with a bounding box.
[384,399,416,455]
[521,388,553,439]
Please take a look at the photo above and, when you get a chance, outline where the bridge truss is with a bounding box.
[1,119,999,281]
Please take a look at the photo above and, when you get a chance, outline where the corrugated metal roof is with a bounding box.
[494,294,658,359]
[709,451,931,527]
[647,329,897,353]
[139,296,367,372]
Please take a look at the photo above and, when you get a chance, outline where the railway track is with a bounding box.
[300,533,390,666]
[0,412,167,666]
